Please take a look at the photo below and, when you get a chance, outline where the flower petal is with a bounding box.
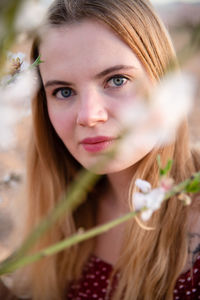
[141,209,153,221]
[132,192,146,211]
[135,179,151,193]
[146,188,165,210]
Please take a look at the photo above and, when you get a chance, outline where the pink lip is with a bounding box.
[80,136,116,153]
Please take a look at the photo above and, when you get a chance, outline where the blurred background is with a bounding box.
[0,0,200,259]
[156,0,200,141]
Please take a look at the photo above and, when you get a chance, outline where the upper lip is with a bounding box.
[80,136,116,144]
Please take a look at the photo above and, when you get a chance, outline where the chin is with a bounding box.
[82,159,135,175]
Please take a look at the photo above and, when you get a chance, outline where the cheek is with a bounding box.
[47,105,75,142]
[112,96,140,130]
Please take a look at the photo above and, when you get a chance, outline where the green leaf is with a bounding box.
[162,159,173,176]
[185,177,200,193]
[157,155,173,177]
[31,55,44,68]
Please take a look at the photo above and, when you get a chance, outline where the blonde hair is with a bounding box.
[17,0,200,299]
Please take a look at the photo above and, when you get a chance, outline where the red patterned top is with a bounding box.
[67,254,200,300]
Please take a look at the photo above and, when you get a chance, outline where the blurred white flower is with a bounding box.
[133,179,166,221]
[150,72,195,145]
[117,72,196,158]
[0,68,38,105]
[0,106,20,150]
[0,69,38,150]
[135,178,151,193]
[15,1,48,32]
[7,52,29,72]
[119,101,149,129]
[0,52,30,86]
[0,50,41,150]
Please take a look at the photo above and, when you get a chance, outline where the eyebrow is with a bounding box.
[44,65,137,88]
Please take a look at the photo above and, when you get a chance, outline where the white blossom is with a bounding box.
[117,72,196,158]
[0,69,38,150]
[149,72,195,145]
[132,179,166,221]
[0,50,38,150]
[0,52,30,86]
[15,1,48,33]
[0,106,20,150]
[145,187,166,210]
[133,192,147,211]
[0,69,38,105]
[135,178,151,193]
[140,209,153,222]
[119,101,149,129]
[7,52,29,72]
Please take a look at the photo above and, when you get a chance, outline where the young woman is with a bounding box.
[2,0,200,299]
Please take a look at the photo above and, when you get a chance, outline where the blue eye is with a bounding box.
[107,76,128,88]
[53,87,72,99]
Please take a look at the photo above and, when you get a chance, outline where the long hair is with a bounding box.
[15,0,200,299]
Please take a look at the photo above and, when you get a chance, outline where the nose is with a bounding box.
[76,90,108,127]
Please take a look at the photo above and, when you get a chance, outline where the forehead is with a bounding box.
[39,20,143,79]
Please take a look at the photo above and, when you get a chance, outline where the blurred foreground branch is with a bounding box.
[0,170,200,275]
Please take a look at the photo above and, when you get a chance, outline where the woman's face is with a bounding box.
[39,20,156,174]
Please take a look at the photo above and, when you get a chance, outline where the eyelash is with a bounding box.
[106,74,129,88]
[52,75,129,99]
[52,87,73,99]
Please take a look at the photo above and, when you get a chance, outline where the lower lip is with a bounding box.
[81,140,115,153]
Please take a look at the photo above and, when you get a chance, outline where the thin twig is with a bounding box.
[0,211,138,274]
[0,171,200,275]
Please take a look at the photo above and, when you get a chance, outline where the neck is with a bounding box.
[105,166,135,214]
